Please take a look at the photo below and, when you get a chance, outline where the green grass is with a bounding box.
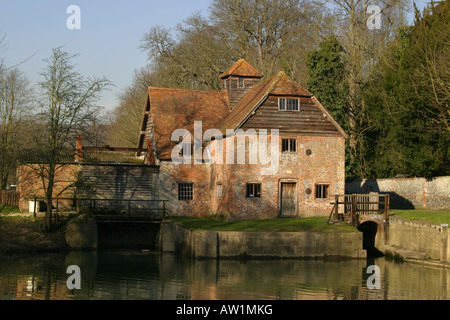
[172,208,450,233]
[390,209,450,225]
[0,204,21,214]
[172,216,356,233]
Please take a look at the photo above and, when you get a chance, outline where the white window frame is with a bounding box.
[238,77,245,88]
[217,183,223,199]
[278,97,300,111]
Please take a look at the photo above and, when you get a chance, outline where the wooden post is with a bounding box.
[33,197,37,218]
[162,201,166,217]
[384,195,390,244]
[441,224,448,263]
[351,195,357,227]
[56,198,59,222]
[333,195,339,220]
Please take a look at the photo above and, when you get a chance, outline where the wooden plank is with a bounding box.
[281,183,297,216]
[245,119,336,127]
[241,126,341,135]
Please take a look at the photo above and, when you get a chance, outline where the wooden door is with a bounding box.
[281,183,297,216]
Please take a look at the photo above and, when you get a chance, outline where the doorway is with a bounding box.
[280,182,297,217]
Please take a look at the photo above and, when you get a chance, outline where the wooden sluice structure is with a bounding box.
[329,193,390,226]
[328,193,389,248]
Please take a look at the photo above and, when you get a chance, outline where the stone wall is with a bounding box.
[387,217,449,262]
[346,176,450,209]
[161,222,366,259]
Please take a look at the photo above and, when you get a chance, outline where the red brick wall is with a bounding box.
[159,134,345,219]
[17,164,80,212]
[159,161,213,217]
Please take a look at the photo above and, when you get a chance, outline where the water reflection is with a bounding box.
[0,251,448,300]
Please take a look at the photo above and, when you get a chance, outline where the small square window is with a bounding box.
[178,183,193,200]
[282,138,297,152]
[315,184,329,199]
[246,183,261,198]
[238,77,244,88]
[279,98,299,111]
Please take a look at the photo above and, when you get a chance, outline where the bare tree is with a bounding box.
[141,13,235,90]
[209,0,331,79]
[140,0,331,90]
[0,69,34,189]
[329,0,410,177]
[29,47,111,231]
[107,66,153,148]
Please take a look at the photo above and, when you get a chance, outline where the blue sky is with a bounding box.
[0,0,430,112]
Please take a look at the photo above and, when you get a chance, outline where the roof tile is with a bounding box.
[147,87,229,159]
[219,59,263,79]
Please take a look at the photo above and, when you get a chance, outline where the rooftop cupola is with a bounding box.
[219,59,263,110]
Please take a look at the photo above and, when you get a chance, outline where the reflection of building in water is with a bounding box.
[1,253,448,300]
[0,275,18,300]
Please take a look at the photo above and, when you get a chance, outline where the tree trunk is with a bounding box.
[44,167,54,232]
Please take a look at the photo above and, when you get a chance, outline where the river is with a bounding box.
[0,250,448,300]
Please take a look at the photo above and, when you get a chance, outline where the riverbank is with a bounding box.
[0,215,69,258]
[2,209,450,261]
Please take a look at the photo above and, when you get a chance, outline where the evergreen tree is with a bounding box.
[306,35,356,177]
[363,1,449,178]
[306,35,349,131]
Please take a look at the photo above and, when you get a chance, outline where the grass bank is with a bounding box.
[173,209,450,232]
[390,209,450,225]
[0,215,69,257]
[172,216,356,233]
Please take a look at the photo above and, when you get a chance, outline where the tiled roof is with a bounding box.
[219,59,263,79]
[147,87,230,159]
[140,61,346,161]
[216,71,313,133]
[83,150,144,164]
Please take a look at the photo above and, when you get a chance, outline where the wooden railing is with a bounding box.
[28,196,168,220]
[76,198,168,217]
[0,190,20,207]
[328,194,390,227]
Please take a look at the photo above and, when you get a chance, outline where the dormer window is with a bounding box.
[238,77,244,88]
[279,98,299,111]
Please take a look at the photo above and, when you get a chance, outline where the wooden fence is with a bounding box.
[329,193,390,227]
[0,190,20,207]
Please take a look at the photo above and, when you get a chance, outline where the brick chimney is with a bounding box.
[146,138,156,165]
[75,136,83,162]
